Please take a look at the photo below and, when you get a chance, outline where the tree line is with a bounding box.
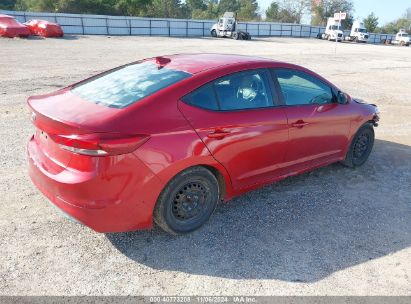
[1,0,410,34]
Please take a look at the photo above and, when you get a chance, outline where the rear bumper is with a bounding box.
[27,136,164,232]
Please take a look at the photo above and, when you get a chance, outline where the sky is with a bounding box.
[258,0,411,25]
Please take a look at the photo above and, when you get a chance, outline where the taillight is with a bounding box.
[49,133,149,156]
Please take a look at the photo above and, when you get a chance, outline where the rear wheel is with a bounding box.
[154,167,219,235]
[342,124,375,168]
[232,32,239,40]
[211,29,217,37]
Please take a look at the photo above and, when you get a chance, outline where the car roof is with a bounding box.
[155,53,277,74]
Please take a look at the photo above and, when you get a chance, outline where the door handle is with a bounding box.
[207,130,230,139]
[291,120,309,128]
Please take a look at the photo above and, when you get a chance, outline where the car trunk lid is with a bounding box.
[28,89,150,172]
[28,89,121,173]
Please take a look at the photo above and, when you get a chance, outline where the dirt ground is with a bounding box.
[0,35,410,296]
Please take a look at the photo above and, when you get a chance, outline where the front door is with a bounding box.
[272,68,351,173]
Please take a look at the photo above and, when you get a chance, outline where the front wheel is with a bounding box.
[342,124,375,168]
[153,167,219,235]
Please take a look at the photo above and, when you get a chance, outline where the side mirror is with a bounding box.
[337,91,349,104]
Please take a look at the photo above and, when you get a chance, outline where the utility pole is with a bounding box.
[323,0,329,26]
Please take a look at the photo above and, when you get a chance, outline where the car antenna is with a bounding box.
[155,56,171,69]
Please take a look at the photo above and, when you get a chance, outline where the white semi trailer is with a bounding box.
[345,20,369,42]
[210,12,251,40]
[381,29,410,46]
[317,17,344,41]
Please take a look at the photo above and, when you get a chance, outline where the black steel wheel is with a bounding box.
[342,124,375,168]
[172,181,208,220]
[154,167,219,235]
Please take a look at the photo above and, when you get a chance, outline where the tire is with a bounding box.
[153,166,220,235]
[232,32,239,40]
[317,33,322,39]
[400,41,405,46]
[341,124,375,168]
[238,31,251,40]
[211,29,217,37]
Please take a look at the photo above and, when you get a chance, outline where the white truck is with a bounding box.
[391,29,410,46]
[345,20,369,42]
[210,12,251,40]
[317,17,344,41]
[381,29,410,46]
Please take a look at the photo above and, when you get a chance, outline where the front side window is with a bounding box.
[274,69,334,106]
[183,70,274,111]
[72,61,191,108]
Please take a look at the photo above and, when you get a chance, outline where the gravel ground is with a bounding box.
[0,36,410,296]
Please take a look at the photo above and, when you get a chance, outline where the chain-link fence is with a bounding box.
[1,10,395,43]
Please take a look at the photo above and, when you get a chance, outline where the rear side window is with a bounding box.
[72,61,191,108]
[274,69,334,106]
[182,69,274,111]
[182,84,219,110]
[215,71,272,110]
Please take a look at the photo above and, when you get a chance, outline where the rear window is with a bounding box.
[71,61,191,108]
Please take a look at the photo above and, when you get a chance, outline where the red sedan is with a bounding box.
[27,54,379,234]
[0,14,30,38]
[24,19,64,37]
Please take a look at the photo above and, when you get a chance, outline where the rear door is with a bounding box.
[178,69,289,190]
[272,68,351,173]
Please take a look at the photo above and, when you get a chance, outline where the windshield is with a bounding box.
[71,61,191,108]
[358,28,366,33]
[331,25,339,30]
